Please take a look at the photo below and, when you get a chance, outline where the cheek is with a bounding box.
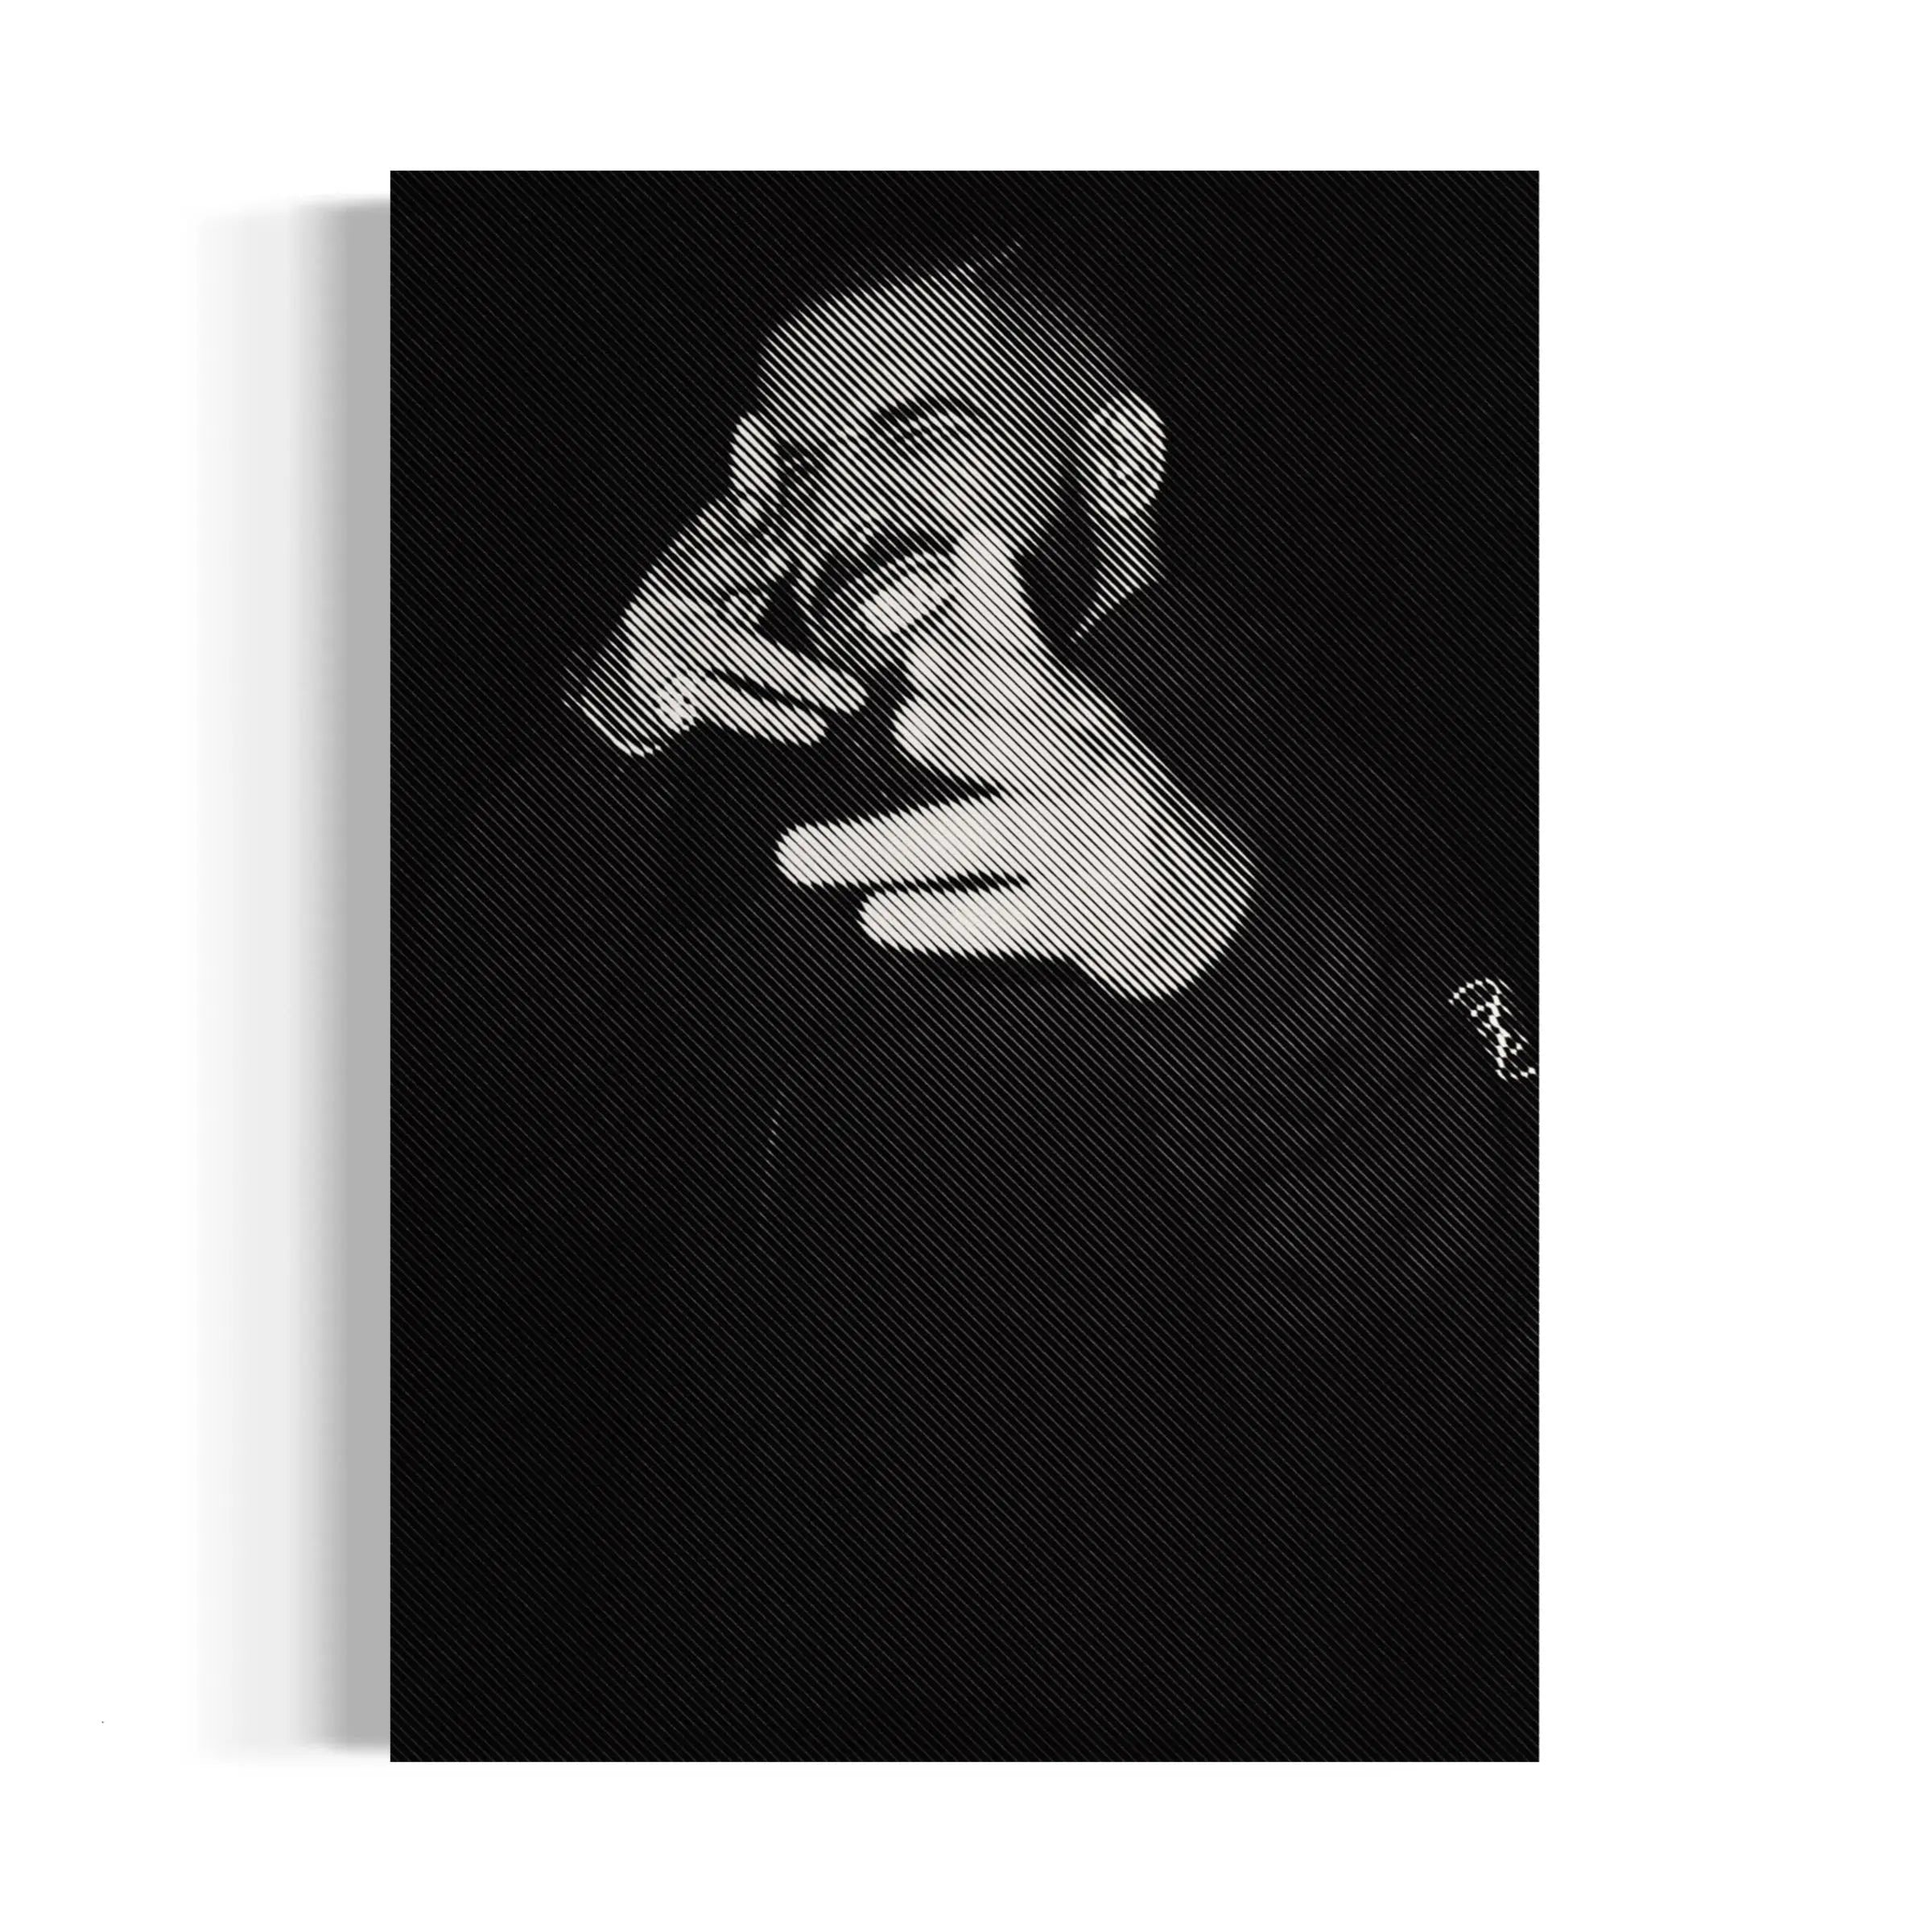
[916,448,1058,549]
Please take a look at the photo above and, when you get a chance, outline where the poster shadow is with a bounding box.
[200,200,388,1748]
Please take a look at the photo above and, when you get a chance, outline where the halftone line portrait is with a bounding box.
[394,172,1538,1760]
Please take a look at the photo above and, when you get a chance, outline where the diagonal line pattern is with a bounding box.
[392,171,1538,1763]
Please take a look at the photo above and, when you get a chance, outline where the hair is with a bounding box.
[772,230,1155,407]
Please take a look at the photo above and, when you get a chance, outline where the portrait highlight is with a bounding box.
[393,171,1538,1761]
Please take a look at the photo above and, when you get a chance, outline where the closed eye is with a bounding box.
[773,405,980,489]
[881,412,973,450]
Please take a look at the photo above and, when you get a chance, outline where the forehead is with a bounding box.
[758,277,1047,444]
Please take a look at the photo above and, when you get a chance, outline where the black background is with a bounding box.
[394,171,1535,981]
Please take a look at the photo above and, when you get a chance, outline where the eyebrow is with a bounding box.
[774,394,987,462]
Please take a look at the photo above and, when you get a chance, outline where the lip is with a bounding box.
[824,553,952,636]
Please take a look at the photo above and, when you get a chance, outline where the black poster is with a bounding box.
[392,171,1538,1761]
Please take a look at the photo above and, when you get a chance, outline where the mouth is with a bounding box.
[814,545,956,653]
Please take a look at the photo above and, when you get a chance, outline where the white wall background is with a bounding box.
[0,4,1925,1927]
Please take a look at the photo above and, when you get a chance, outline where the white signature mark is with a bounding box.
[1449,977,1538,1082]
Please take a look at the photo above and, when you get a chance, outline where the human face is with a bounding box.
[758,276,1088,671]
